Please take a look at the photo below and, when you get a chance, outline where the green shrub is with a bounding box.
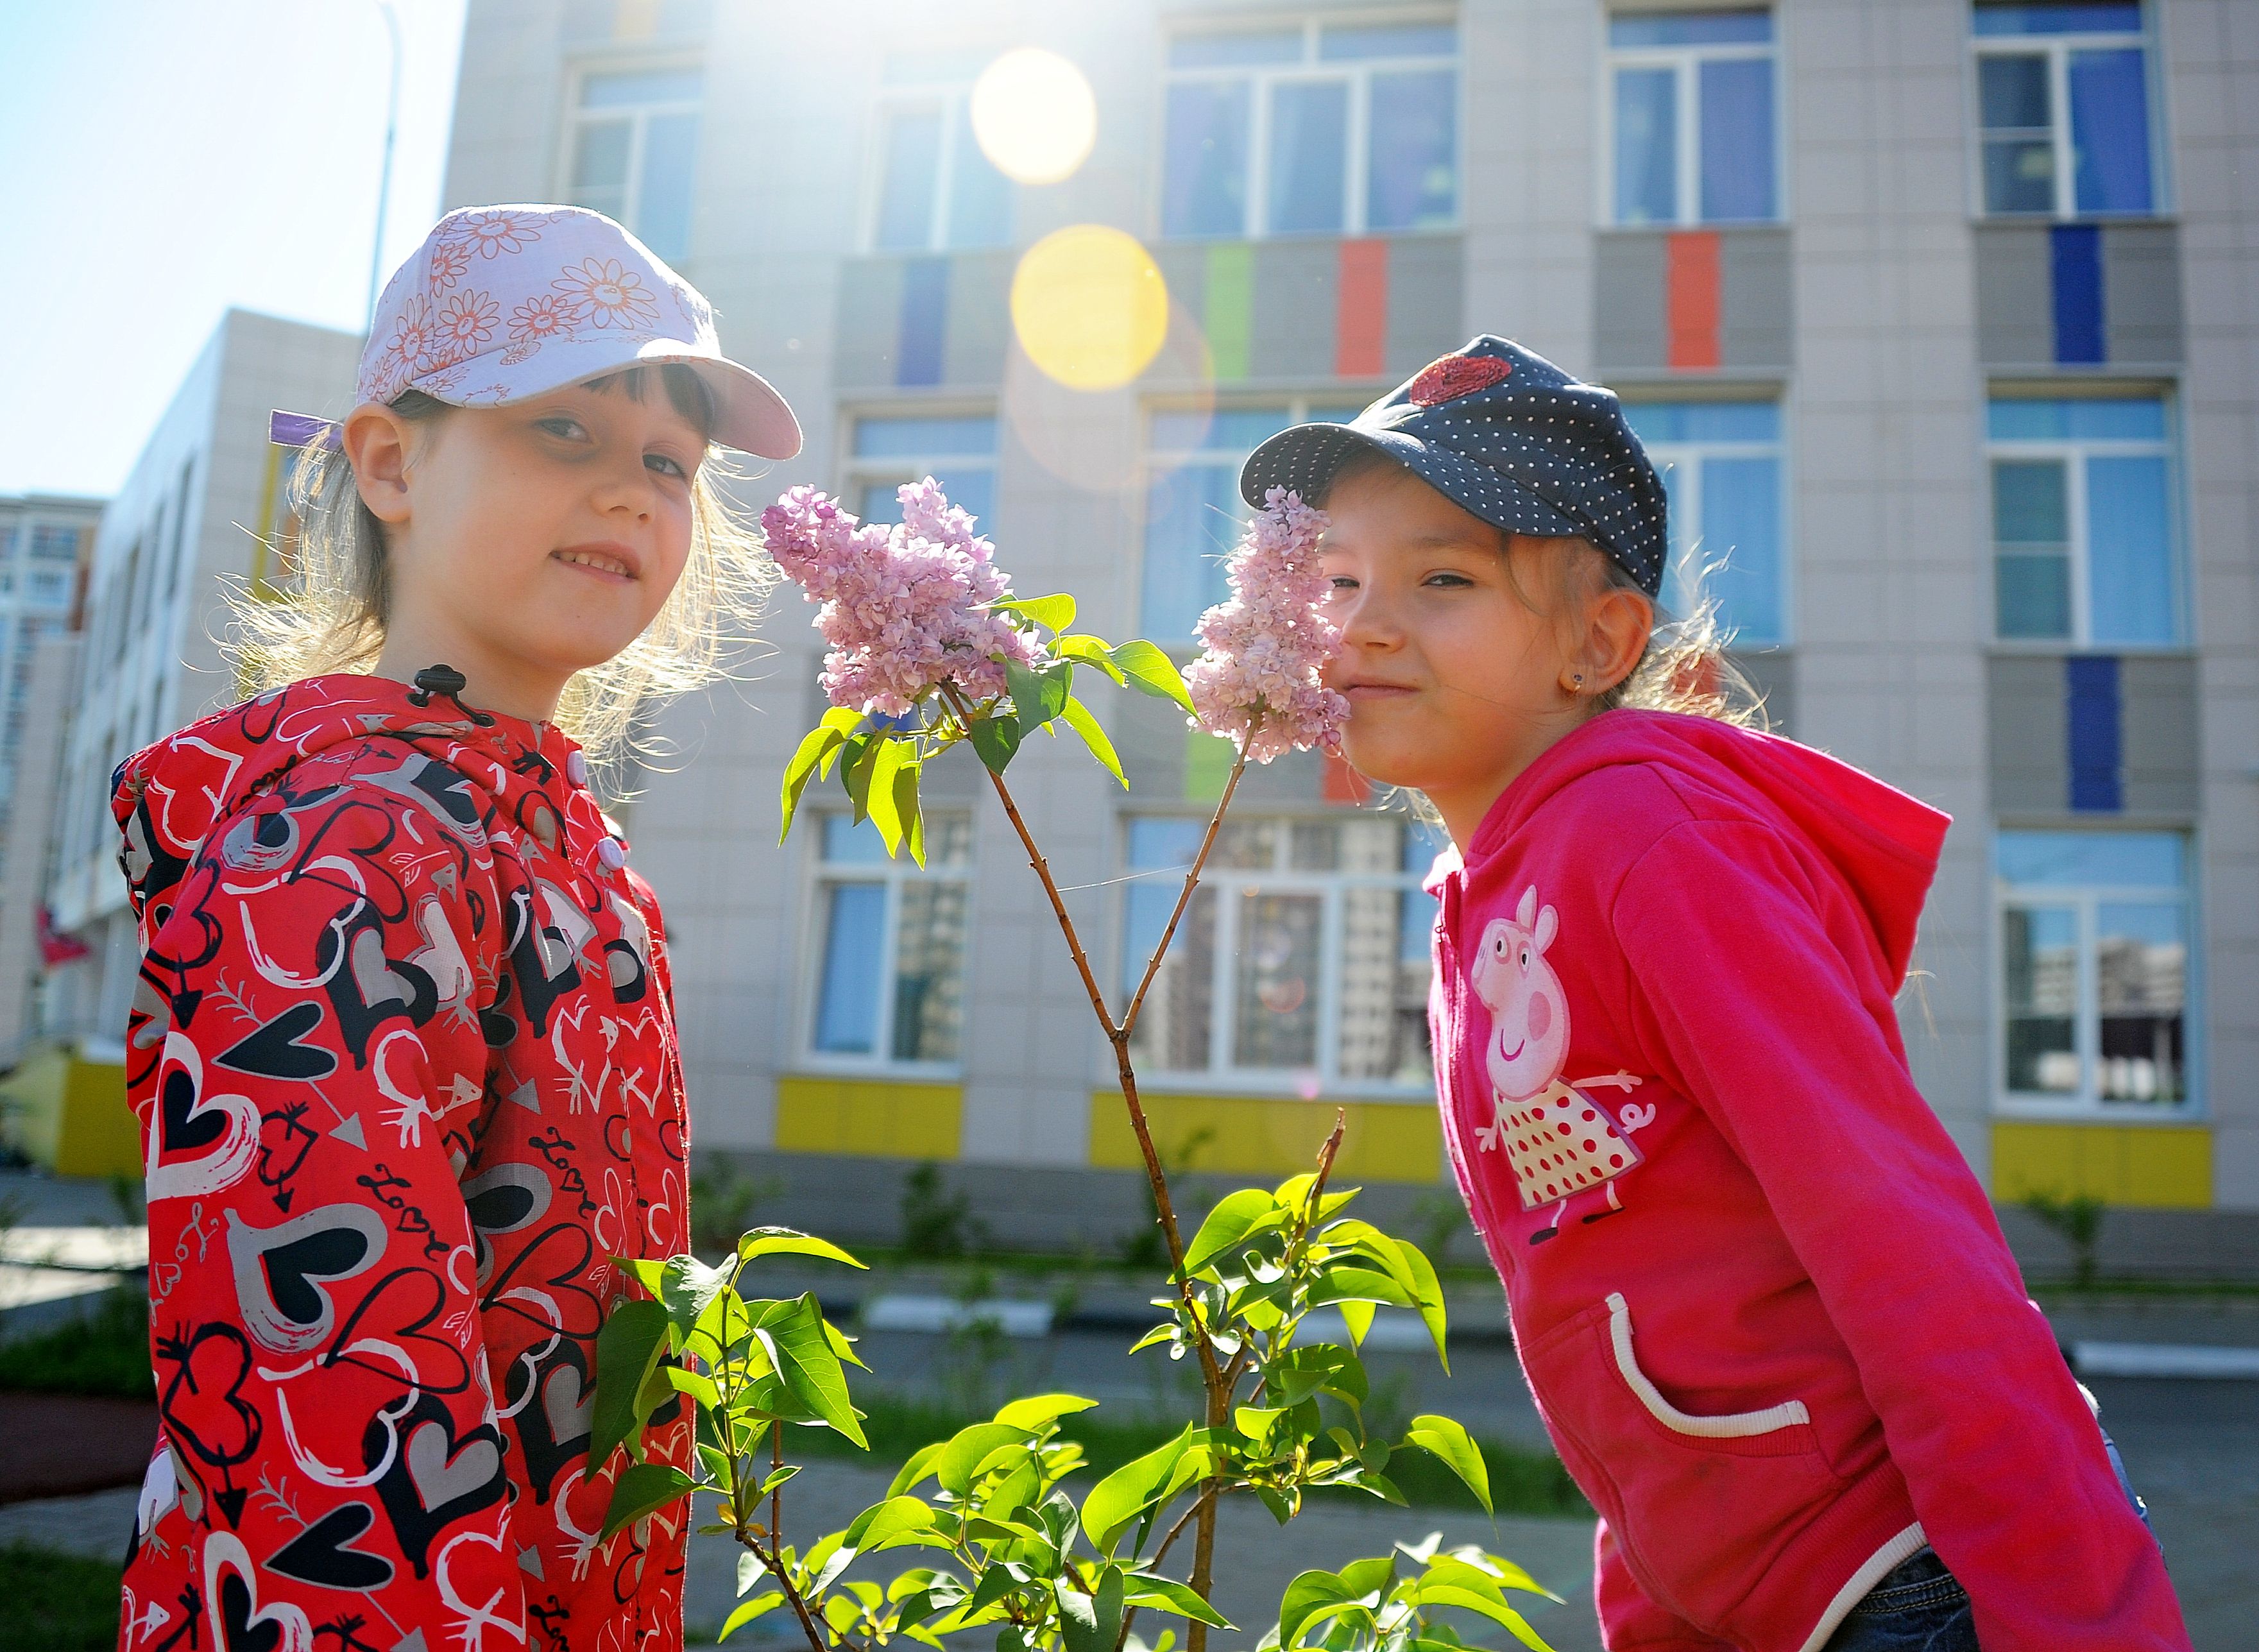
[0,1544,121,1652]
[0,1288,153,1399]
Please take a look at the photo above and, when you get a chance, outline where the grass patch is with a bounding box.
[788,1392,1588,1519]
[0,1288,152,1399]
[0,1544,121,1652]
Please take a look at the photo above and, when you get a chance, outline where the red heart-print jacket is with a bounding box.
[112,673,693,1652]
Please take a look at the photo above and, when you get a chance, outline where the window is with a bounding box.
[1988,395,2178,645]
[846,414,998,531]
[869,53,1014,251]
[1623,402,1786,646]
[1608,10,1777,226]
[1997,830,2189,1109]
[1142,401,1365,642]
[1123,815,1445,1094]
[567,67,702,262]
[28,525,80,563]
[26,570,67,606]
[1161,19,1458,239]
[1973,3,2156,217]
[806,813,973,1069]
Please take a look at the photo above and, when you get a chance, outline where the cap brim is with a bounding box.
[1240,422,1586,543]
[425,334,803,459]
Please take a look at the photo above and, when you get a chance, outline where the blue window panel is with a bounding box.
[897,257,948,387]
[2068,47,2154,214]
[1398,822,1448,964]
[2050,225,2106,364]
[813,883,887,1053]
[1614,67,1678,225]
[1152,408,1302,452]
[1320,22,1457,59]
[638,111,699,262]
[583,68,703,106]
[1626,401,1779,445]
[1998,828,2180,887]
[874,108,943,250]
[1993,458,2072,638]
[1699,56,1775,222]
[947,104,1015,247]
[1702,455,1783,644]
[1128,817,1208,869]
[1268,80,1351,234]
[824,815,892,863]
[1142,462,1243,640]
[1988,397,2166,441]
[855,416,998,459]
[2084,454,2176,643]
[1610,11,1772,47]
[1974,5,2144,38]
[2066,654,2123,812]
[1368,68,1459,230]
[1163,80,1252,236]
[1170,30,1301,69]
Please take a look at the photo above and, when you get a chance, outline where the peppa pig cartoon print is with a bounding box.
[1469,885,1655,1243]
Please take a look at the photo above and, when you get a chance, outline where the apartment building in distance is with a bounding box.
[406,0,2259,1254]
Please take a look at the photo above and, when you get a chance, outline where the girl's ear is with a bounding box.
[1572,579,1653,697]
[341,402,416,529]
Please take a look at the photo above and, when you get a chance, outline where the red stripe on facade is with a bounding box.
[1666,231,1722,370]
[1336,239,1389,378]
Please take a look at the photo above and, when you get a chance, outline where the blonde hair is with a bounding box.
[231,366,776,785]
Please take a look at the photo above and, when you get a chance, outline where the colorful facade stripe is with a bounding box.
[1204,243,1255,382]
[1665,230,1723,370]
[898,257,950,387]
[2065,654,2122,812]
[774,1075,964,1159]
[1335,239,1389,378]
[2050,225,2106,366]
[1992,1120,2210,1209]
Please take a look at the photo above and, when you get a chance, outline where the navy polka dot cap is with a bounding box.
[1237,336,1669,598]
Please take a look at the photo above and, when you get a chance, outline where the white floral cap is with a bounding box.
[271,203,800,458]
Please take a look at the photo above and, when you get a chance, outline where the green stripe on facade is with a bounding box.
[1184,725,1235,801]
[1205,243,1254,382]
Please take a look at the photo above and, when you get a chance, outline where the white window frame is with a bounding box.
[1992,831,2199,1118]
[1599,10,1783,228]
[1967,6,2165,221]
[1157,12,1461,241]
[797,810,975,1079]
[558,58,704,254]
[840,409,1001,524]
[1623,400,1792,647]
[862,67,1012,254]
[1986,396,2181,648]
[1118,813,1440,1100]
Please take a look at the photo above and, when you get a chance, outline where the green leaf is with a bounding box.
[1056,1565,1126,1652]
[737,1227,867,1270]
[1386,1236,1449,1372]
[1055,633,1126,683]
[1060,696,1126,788]
[781,716,860,843]
[1411,1586,1552,1652]
[1110,640,1195,711]
[1122,1573,1233,1629]
[758,1463,801,1497]
[615,1256,667,1297]
[992,1393,1100,1430]
[1233,1406,1286,1446]
[1429,1549,1562,1604]
[1080,1423,1195,1556]
[1181,1188,1275,1276]
[1276,1569,1370,1651]
[996,593,1076,632]
[717,1592,786,1642]
[756,1293,867,1447]
[1336,1299,1376,1347]
[735,1547,769,1597]
[845,1495,938,1549]
[932,1422,1031,1496]
[967,709,1022,774]
[866,737,910,855]
[661,1365,719,1411]
[894,754,926,865]
[1005,658,1073,729]
[654,1254,734,1347]
[842,733,884,824]
[1309,1267,1418,1309]
[590,1298,669,1469]
[598,1461,694,1542]
[887,1440,946,1497]
[1402,1416,1490,1515]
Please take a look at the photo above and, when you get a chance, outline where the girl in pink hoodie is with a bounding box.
[1238,337,2188,1652]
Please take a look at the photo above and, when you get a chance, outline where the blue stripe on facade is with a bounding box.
[898,258,949,387]
[2067,654,2122,812]
[2050,225,2106,365]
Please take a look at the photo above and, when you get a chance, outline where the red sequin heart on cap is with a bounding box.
[1407,354,1513,406]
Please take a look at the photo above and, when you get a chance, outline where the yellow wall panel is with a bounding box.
[1089,1092,1441,1184]
[1991,1120,2210,1210]
[0,1046,137,1179]
[774,1076,962,1160]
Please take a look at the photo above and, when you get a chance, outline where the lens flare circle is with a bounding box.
[1010,225,1170,392]
[970,47,1098,185]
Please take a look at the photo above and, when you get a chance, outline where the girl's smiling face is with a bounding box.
[1317,458,1649,850]
[348,371,708,720]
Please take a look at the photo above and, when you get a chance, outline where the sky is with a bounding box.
[0,0,469,499]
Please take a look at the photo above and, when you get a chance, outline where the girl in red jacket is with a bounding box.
[114,205,798,1652]
[1240,337,2187,1652]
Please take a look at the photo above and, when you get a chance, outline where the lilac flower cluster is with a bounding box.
[762,480,1043,719]
[1183,488,1349,763]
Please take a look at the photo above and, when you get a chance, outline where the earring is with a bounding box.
[1571,673,1585,690]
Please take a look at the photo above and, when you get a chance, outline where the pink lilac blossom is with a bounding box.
[1182,487,1349,763]
[762,480,1044,719]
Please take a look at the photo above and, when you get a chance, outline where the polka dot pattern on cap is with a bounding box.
[1239,336,1669,599]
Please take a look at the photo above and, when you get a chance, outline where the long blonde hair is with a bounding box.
[231,365,775,779]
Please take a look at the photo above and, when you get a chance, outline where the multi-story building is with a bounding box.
[44,309,363,1050]
[421,0,2259,1255]
[0,495,100,822]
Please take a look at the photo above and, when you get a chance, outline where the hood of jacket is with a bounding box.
[1439,708,1950,984]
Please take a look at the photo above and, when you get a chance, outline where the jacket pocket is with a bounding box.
[1519,1293,1843,1633]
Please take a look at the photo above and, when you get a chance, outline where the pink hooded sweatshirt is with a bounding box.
[1426,710,2188,1652]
